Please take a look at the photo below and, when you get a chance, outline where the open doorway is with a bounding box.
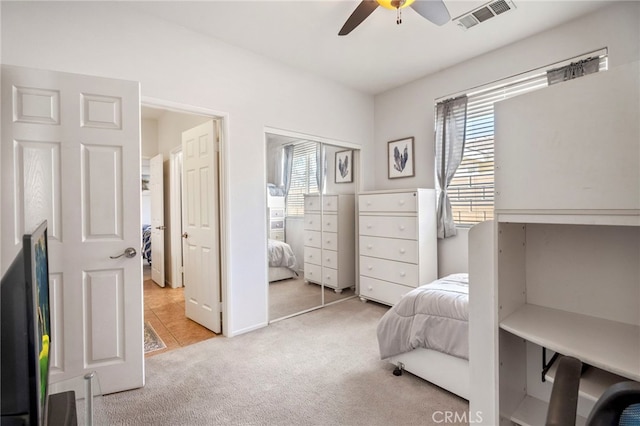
[140,105,220,356]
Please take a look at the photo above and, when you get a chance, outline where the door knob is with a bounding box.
[156,225,166,230]
[110,247,137,259]
[182,232,189,239]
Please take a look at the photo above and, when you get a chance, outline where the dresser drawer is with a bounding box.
[359,235,418,264]
[359,192,417,213]
[270,230,285,241]
[304,230,321,248]
[270,219,284,230]
[321,213,338,233]
[304,247,321,265]
[359,256,418,287]
[322,195,338,212]
[304,195,338,212]
[359,276,412,306]
[322,231,338,251]
[322,249,338,269]
[304,262,322,283]
[359,216,417,240]
[304,214,321,231]
[270,208,285,218]
[304,195,321,212]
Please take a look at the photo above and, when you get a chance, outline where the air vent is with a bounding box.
[455,0,516,30]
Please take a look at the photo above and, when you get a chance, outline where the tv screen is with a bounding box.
[1,220,51,425]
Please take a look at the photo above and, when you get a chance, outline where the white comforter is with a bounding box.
[376,273,469,360]
[267,239,298,270]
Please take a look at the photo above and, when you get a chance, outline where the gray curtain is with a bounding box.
[435,96,468,239]
[282,144,294,196]
[547,57,599,85]
[315,144,326,193]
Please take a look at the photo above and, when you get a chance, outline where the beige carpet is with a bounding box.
[96,298,468,425]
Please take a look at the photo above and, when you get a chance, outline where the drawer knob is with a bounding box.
[367,224,372,229]
[326,239,331,244]
[399,225,405,231]
[366,201,371,206]
[367,244,373,249]
[399,200,405,205]
[399,248,405,254]
[400,271,406,277]
[367,265,373,270]
[368,286,373,291]
[326,257,331,262]
[326,222,331,226]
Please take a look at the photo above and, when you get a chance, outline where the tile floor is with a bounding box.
[143,266,217,358]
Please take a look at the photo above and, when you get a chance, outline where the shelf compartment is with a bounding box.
[545,360,629,403]
[500,304,640,381]
[510,395,586,426]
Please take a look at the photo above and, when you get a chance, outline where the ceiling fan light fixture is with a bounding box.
[376,0,415,10]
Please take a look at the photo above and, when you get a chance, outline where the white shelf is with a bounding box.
[496,209,640,226]
[510,395,586,426]
[545,361,628,403]
[500,304,640,382]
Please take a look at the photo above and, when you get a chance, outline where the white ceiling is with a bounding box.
[130,0,609,95]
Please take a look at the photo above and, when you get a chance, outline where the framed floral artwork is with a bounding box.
[388,137,414,179]
[335,149,353,183]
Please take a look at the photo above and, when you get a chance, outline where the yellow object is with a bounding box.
[376,0,415,10]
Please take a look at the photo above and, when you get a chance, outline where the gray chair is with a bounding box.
[546,355,640,426]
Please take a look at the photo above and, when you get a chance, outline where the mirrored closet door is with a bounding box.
[266,131,359,322]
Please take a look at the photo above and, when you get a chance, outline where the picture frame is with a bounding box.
[335,149,353,183]
[388,137,415,179]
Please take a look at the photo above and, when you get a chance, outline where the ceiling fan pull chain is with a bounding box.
[396,8,402,25]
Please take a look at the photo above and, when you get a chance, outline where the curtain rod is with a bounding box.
[434,47,608,104]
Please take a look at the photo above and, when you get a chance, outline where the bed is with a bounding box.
[268,238,298,282]
[376,273,469,399]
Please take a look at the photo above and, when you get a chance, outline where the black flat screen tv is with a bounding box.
[1,220,51,425]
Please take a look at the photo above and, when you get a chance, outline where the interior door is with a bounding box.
[1,65,144,393]
[181,120,221,333]
[150,153,165,287]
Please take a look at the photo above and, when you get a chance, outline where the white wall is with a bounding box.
[1,2,374,336]
[374,1,640,272]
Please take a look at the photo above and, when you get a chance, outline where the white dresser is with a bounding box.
[358,189,437,306]
[267,194,285,241]
[303,194,355,293]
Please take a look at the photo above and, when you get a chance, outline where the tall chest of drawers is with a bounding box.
[303,194,355,293]
[358,189,437,306]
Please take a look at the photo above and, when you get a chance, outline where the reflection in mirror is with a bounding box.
[266,132,359,322]
[266,134,322,320]
[316,144,358,304]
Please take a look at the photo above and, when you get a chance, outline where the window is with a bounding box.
[446,51,607,227]
[286,142,319,216]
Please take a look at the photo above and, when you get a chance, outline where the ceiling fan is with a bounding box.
[339,0,451,36]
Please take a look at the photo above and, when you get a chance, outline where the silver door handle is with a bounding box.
[156,225,166,230]
[182,232,189,239]
[110,247,137,259]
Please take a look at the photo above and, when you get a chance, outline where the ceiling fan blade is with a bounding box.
[339,0,379,36]
[411,0,451,26]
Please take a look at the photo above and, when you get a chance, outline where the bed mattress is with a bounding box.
[376,273,469,360]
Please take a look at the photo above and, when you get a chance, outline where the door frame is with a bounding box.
[169,146,183,289]
[142,96,230,336]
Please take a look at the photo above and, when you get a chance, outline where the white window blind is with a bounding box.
[286,142,318,216]
[447,52,607,227]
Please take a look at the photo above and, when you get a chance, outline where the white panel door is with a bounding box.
[150,153,165,287]
[181,120,221,333]
[1,65,143,394]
